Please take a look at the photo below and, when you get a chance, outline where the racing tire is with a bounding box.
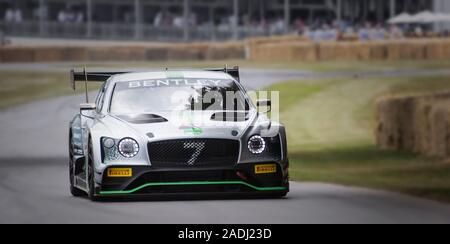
[87,139,100,202]
[70,171,85,197]
[69,132,85,197]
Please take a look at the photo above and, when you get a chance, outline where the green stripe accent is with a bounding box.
[100,181,287,195]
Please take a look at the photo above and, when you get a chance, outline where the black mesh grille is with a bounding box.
[148,139,240,168]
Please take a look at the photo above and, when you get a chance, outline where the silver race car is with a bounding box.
[68,67,289,201]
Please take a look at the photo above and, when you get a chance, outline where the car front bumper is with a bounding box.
[96,162,289,197]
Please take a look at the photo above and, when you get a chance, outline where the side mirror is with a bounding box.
[257,99,271,113]
[80,103,96,117]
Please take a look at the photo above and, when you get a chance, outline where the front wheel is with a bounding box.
[87,139,100,201]
[69,132,85,197]
[70,164,85,197]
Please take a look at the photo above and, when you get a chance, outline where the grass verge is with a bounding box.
[0,71,100,110]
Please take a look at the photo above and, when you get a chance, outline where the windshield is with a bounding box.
[109,78,250,114]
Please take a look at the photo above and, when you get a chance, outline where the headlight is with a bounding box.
[248,135,266,154]
[118,138,139,158]
[102,137,115,149]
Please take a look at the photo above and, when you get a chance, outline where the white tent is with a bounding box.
[431,13,450,23]
[412,11,436,23]
[389,11,450,24]
[388,13,416,24]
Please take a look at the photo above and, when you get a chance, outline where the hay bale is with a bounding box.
[407,40,427,60]
[334,42,359,61]
[246,35,308,60]
[376,92,450,158]
[205,42,245,60]
[375,96,417,151]
[249,42,285,61]
[250,42,317,62]
[246,35,308,47]
[375,97,403,150]
[182,43,211,60]
[62,47,89,62]
[113,46,146,61]
[87,46,147,61]
[441,39,450,60]
[289,42,318,61]
[369,41,388,60]
[144,46,169,61]
[387,40,405,61]
[87,46,117,61]
[412,93,450,156]
[386,40,426,60]
[271,35,309,43]
[167,46,203,60]
[261,43,291,61]
[395,96,417,151]
[353,42,371,61]
[32,47,65,62]
[122,46,147,61]
[425,39,446,60]
[317,42,337,61]
[447,112,450,158]
[412,98,433,154]
[428,102,450,157]
[0,47,34,62]
[247,43,276,61]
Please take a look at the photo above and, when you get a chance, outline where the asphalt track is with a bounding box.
[1,68,450,224]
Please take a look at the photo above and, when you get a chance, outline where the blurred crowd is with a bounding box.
[300,21,397,41]
[3,5,84,24]
[56,8,84,23]
[2,4,449,41]
[299,20,450,41]
[4,7,23,23]
[147,11,412,41]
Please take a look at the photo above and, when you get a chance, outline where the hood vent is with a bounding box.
[117,114,168,124]
[211,112,249,122]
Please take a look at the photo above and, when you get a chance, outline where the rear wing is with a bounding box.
[70,66,240,102]
[69,69,128,90]
[208,66,240,82]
